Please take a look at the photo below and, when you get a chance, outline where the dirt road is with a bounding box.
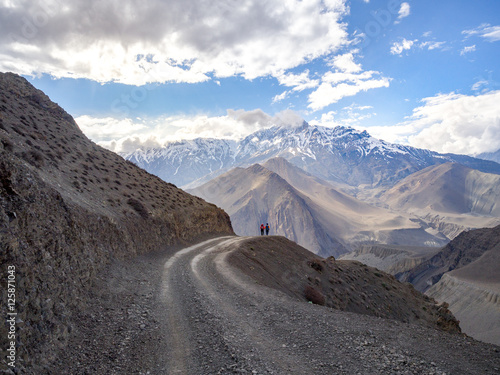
[52,236,500,374]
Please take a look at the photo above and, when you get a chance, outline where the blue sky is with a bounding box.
[1,0,499,155]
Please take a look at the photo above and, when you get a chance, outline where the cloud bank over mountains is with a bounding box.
[79,90,500,156]
[353,90,500,156]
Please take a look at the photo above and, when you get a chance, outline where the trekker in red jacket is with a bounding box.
[260,223,265,236]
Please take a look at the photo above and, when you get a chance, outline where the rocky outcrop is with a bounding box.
[0,72,233,372]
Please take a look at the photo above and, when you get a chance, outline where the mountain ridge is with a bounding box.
[189,157,452,256]
[122,123,500,189]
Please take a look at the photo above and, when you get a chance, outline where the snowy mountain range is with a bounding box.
[122,122,500,189]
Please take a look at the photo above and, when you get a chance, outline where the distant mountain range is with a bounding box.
[478,149,500,164]
[123,123,500,256]
[189,158,451,256]
[122,123,500,189]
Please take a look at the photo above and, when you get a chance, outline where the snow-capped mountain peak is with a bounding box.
[121,123,500,188]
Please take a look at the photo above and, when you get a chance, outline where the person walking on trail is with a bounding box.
[265,223,270,235]
[260,224,265,236]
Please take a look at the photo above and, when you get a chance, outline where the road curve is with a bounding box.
[51,235,500,374]
[159,236,312,374]
[157,236,500,375]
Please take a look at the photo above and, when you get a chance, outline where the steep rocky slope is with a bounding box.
[424,226,500,345]
[0,72,233,371]
[427,273,500,346]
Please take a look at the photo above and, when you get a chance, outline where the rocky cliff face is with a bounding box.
[0,72,233,371]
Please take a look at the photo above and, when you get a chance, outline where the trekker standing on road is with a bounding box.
[265,223,270,235]
[260,224,265,236]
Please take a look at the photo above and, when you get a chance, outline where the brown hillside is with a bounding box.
[190,163,347,256]
[228,236,461,333]
[0,72,233,370]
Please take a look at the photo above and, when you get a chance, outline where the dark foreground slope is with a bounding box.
[228,236,460,333]
[0,72,233,371]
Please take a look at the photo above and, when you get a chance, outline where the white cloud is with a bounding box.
[272,90,291,104]
[0,0,349,85]
[275,70,319,92]
[463,24,500,42]
[460,45,476,56]
[76,109,304,152]
[76,116,149,142]
[420,41,446,51]
[358,91,500,155]
[395,2,410,24]
[330,52,362,73]
[390,38,416,55]
[311,104,373,128]
[308,71,389,111]
[472,80,489,92]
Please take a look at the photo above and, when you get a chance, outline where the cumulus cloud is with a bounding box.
[395,2,410,24]
[0,0,349,85]
[330,52,362,73]
[390,39,416,55]
[275,70,319,92]
[76,116,149,142]
[357,91,500,155]
[407,91,500,155]
[310,104,373,128]
[272,90,291,104]
[76,109,305,152]
[463,24,500,42]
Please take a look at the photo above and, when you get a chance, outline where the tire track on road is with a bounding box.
[189,237,312,374]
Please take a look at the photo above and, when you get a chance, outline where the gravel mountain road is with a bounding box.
[52,236,500,375]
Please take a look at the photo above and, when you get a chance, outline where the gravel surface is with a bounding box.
[48,236,500,375]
